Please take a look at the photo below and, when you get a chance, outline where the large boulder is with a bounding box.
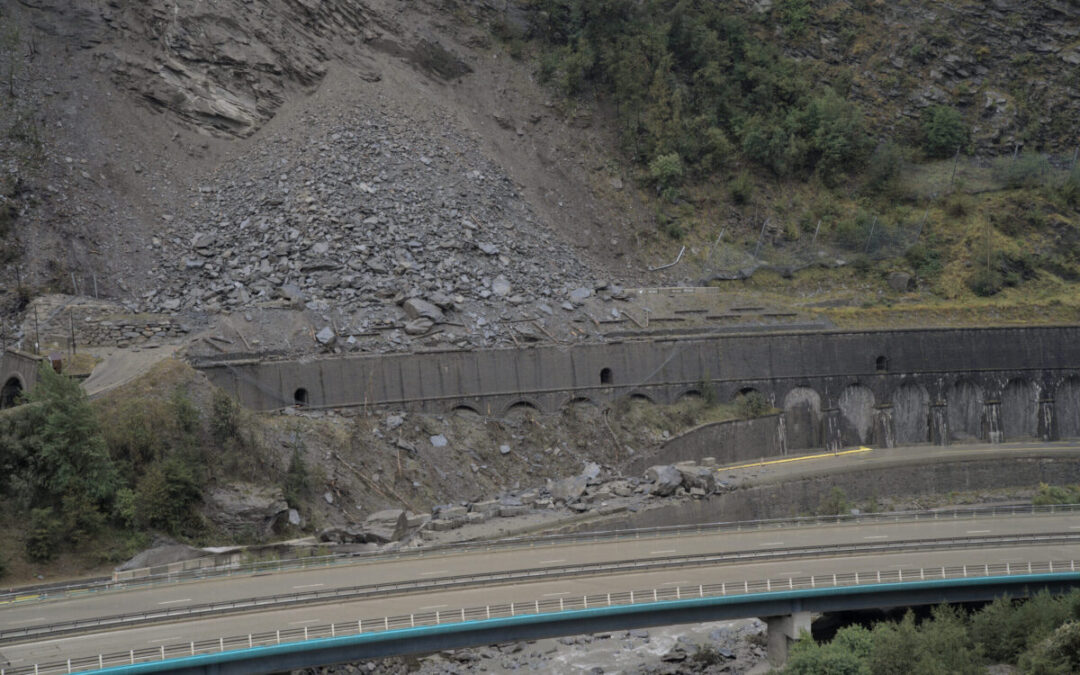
[676,465,716,493]
[645,465,684,497]
[402,297,445,323]
[203,483,288,536]
[363,509,409,543]
[549,475,589,504]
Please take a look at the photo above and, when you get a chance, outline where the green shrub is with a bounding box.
[817,487,851,516]
[283,448,311,509]
[210,388,240,446]
[922,105,968,158]
[969,267,1003,296]
[994,152,1052,189]
[866,141,904,192]
[777,0,812,36]
[736,391,769,418]
[1033,482,1080,506]
[25,507,64,562]
[1061,165,1080,207]
[729,171,753,204]
[134,457,204,537]
[648,152,684,190]
[905,243,943,278]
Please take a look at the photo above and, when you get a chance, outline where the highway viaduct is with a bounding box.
[4,506,1080,673]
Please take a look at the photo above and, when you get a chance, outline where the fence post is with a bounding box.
[68,659,72,673]
[535,600,539,613]
[461,608,465,622]
[436,612,440,625]
[384,617,389,631]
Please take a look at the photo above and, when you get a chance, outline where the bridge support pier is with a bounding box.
[763,611,811,667]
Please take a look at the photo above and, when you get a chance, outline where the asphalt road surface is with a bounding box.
[2,510,1079,670]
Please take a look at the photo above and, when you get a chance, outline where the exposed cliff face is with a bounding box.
[767,0,1080,153]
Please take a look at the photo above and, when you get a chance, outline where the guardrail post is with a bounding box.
[384,617,389,631]
[35,665,39,675]
[67,659,71,673]
[357,621,361,635]
[461,608,466,622]
[607,593,612,606]
[767,579,771,591]
[535,600,540,613]
[899,569,903,581]
[558,599,563,612]
[332,623,336,637]
[277,630,281,644]
[963,566,967,577]
[436,612,440,625]
[411,614,415,627]
[584,596,588,608]
[855,572,859,584]
[1029,562,1033,574]
[130,650,135,664]
[630,591,634,603]
[744,581,748,593]
[160,645,165,660]
[699,584,703,597]
[510,604,515,617]
[100,654,104,668]
[985,564,990,576]
[248,634,253,648]
[305,627,309,640]
[876,571,881,583]
[219,638,223,652]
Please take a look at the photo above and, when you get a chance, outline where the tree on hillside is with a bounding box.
[24,362,118,511]
[922,105,968,159]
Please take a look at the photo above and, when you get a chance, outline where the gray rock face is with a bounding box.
[315,326,336,345]
[203,483,289,535]
[645,465,683,497]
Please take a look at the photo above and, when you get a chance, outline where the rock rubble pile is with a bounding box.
[149,100,600,352]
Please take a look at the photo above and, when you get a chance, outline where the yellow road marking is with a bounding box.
[720,447,872,471]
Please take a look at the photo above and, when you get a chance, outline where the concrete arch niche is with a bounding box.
[562,396,598,412]
[783,387,821,450]
[451,404,482,418]
[1,375,23,409]
[947,380,985,442]
[838,384,875,446]
[1056,377,1080,439]
[1001,378,1038,440]
[504,400,542,418]
[892,382,930,446]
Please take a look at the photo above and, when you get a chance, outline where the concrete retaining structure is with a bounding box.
[196,326,1080,450]
[626,414,786,475]
[1,349,42,409]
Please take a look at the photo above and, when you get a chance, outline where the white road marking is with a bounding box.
[292,583,325,589]
[1069,525,1080,530]
[650,549,677,555]
[157,598,191,605]
[662,580,690,586]
[149,637,181,644]
[760,542,784,546]
[542,592,570,597]
[966,530,991,534]
[419,570,449,576]
[539,559,566,564]
[288,619,321,626]
[863,535,888,540]
[419,604,448,610]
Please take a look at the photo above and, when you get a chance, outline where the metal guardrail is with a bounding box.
[5,503,1077,607]
[5,558,1080,675]
[4,530,1079,644]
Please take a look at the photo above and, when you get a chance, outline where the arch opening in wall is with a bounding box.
[1001,378,1038,440]
[946,379,985,442]
[451,404,481,418]
[679,389,702,401]
[838,384,876,446]
[627,391,656,405]
[891,382,930,446]
[876,356,889,373]
[293,388,309,407]
[1,376,23,409]
[737,386,760,398]
[505,400,542,419]
[600,368,613,385]
[783,387,822,450]
[564,396,597,410]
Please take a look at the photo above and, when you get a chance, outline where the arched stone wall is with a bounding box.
[947,380,985,442]
[783,387,822,450]
[838,384,875,446]
[1001,378,1039,440]
[1056,377,1080,439]
[892,382,930,446]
